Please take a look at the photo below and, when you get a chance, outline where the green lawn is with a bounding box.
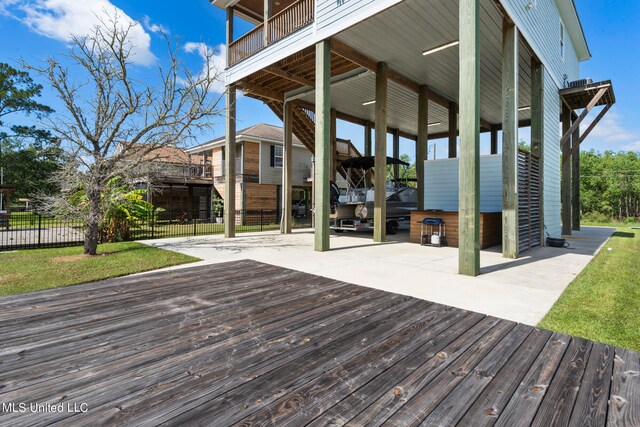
[0,242,200,296]
[539,223,640,351]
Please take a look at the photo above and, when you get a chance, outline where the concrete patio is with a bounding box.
[141,226,615,325]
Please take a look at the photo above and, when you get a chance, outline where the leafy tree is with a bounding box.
[28,15,224,255]
[0,62,55,144]
[386,153,417,186]
[0,139,65,199]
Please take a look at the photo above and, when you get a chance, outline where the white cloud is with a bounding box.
[141,15,168,34]
[580,110,640,152]
[2,0,156,66]
[184,42,226,94]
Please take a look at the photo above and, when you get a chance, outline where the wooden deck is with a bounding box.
[0,260,638,426]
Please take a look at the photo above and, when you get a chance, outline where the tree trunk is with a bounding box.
[84,187,101,255]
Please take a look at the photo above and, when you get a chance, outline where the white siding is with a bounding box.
[500,0,580,87]
[260,143,312,185]
[543,69,562,238]
[315,0,401,36]
[424,155,503,213]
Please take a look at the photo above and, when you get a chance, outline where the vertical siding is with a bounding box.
[542,69,562,237]
[424,155,503,213]
[500,0,580,86]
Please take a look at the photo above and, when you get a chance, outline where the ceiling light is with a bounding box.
[428,122,442,127]
[362,100,376,106]
[518,106,531,111]
[422,41,460,56]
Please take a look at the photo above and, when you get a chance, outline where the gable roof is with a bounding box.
[187,123,305,153]
[557,0,591,61]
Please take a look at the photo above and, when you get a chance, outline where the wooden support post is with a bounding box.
[263,0,271,47]
[392,129,400,180]
[501,19,519,259]
[364,121,372,157]
[374,62,388,243]
[572,126,580,231]
[531,58,545,245]
[459,0,481,276]
[561,104,572,236]
[364,121,372,186]
[314,40,331,252]
[281,101,293,234]
[448,101,458,158]
[330,109,337,181]
[224,84,236,238]
[490,126,498,154]
[417,85,429,211]
[226,7,234,65]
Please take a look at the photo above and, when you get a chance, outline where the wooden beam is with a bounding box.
[560,87,608,149]
[374,62,388,243]
[238,81,284,102]
[459,0,481,276]
[572,126,580,231]
[330,109,337,181]
[579,104,611,146]
[448,101,457,158]
[531,58,545,246]
[224,84,237,238]
[314,40,331,252]
[561,104,572,236]
[490,125,498,154]
[281,101,293,234]
[226,7,234,66]
[392,129,400,179]
[501,19,519,260]
[417,85,429,211]
[264,66,314,87]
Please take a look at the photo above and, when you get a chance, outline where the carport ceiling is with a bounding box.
[319,0,533,134]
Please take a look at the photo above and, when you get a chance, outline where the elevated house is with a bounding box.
[213,0,615,276]
[187,123,320,220]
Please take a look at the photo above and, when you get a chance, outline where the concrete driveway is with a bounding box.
[140,226,614,325]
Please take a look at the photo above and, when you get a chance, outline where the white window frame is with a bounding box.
[273,145,284,168]
[560,20,565,61]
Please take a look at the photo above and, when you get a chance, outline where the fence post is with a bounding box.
[193,211,197,236]
[151,213,155,239]
[37,214,42,248]
[260,210,263,232]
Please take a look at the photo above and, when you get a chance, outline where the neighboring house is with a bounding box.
[125,144,215,220]
[213,0,615,276]
[186,123,314,217]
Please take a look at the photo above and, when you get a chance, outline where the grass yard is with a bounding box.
[0,242,200,296]
[539,224,640,351]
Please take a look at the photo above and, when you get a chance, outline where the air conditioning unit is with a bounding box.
[568,78,593,88]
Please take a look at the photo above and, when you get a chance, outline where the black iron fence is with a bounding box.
[0,209,312,251]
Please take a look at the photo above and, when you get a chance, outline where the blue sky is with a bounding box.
[0,0,638,160]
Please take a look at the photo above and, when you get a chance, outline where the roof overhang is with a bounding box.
[555,0,591,61]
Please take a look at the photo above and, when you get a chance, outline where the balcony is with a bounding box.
[228,0,314,67]
[149,162,212,182]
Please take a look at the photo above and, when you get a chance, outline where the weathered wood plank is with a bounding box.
[156,299,438,426]
[224,83,237,237]
[495,332,570,427]
[308,312,487,427]
[531,337,592,427]
[453,328,552,426]
[569,342,614,427]
[607,347,640,427]
[235,307,473,426]
[314,39,331,252]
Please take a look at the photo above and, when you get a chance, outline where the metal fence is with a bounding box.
[0,209,312,251]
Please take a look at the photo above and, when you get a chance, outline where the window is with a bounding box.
[270,145,283,168]
[560,21,565,60]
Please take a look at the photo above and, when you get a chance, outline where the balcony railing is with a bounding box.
[228,0,315,67]
[150,162,212,181]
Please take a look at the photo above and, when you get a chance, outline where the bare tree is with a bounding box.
[26,15,224,255]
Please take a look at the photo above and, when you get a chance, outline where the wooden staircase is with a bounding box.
[266,101,364,184]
